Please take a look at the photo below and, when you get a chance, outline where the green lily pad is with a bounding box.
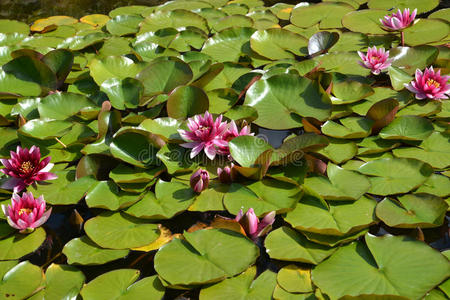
[331,79,374,105]
[29,170,96,205]
[212,15,253,32]
[199,267,277,300]
[379,115,434,140]
[321,117,373,139]
[367,0,439,14]
[89,56,141,86]
[393,132,450,169]
[312,233,450,300]
[0,227,46,260]
[0,261,44,300]
[140,10,208,34]
[264,226,336,264]
[388,66,413,91]
[100,77,144,109]
[154,228,259,286]
[188,182,227,212]
[316,138,357,164]
[314,51,370,76]
[304,163,370,201]
[376,193,448,228]
[136,58,193,96]
[284,192,377,236]
[202,27,256,62]
[228,135,273,168]
[125,180,195,220]
[207,88,239,114]
[167,85,209,119]
[397,100,441,117]
[357,136,400,155]
[0,20,30,35]
[342,9,390,34]
[403,19,449,46]
[110,128,163,167]
[250,29,308,60]
[244,74,331,129]
[38,264,85,300]
[0,70,41,98]
[63,235,129,265]
[106,15,144,36]
[416,174,450,197]
[223,179,300,216]
[59,32,110,50]
[358,158,433,195]
[38,92,95,120]
[85,181,140,211]
[301,228,369,247]
[390,46,439,75]
[429,8,450,22]
[308,31,339,56]
[277,265,313,293]
[3,55,57,90]
[139,117,182,141]
[80,269,164,300]
[290,2,354,29]
[84,211,160,249]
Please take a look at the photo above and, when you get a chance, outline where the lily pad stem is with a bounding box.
[401,31,404,47]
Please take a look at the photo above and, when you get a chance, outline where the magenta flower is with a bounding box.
[190,169,209,193]
[1,192,52,233]
[217,163,235,184]
[380,8,417,31]
[216,121,254,156]
[178,111,228,160]
[235,208,275,240]
[358,46,393,75]
[405,66,450,100]
[0,146,57,193]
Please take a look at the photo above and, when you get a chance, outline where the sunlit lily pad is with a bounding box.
[244,74,331,129]
[125,180,195,220]
[367,0,439,14]
[376,193,448,228]
[223,179,300,216]
[37,264,85,300]
[304,163,370,201]
[290,2,354,29]
[264,226,336,264]
[250,29,308,60]
[80,269,164,300]
[154,228,259,286]
[0,227,46,260]
[321,117,373,139]
[416,174,450,197]
[358,158,433,195]
[277,264,313,293]
[63,236,129,265]
[200,267,277,299]
[284,191,377,235]
[0,261,44,299]
[379,115,434,141]
[312,233,450,299]
[84,211,160,249]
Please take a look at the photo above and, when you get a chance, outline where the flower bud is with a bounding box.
[190,169,209,193]
[217,164,234,183]
[235,208,276,240]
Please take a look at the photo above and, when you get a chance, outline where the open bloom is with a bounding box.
[1,192,52,233]
[358,46,393,75]
[178,111,228,160]
[0,146,57,193]
[190,169,209,193]
[380,8,417,30]
[405,66,450,100]
[235,208,275,240]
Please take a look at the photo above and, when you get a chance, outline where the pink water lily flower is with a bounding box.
[380,8,417,30]
[0,146,57,193]
[1,192,52,233]
[190,169,209,193]
[358,46,393,75]
[235,208,275,240]
[405,66,450,100]
[178,111,228,160]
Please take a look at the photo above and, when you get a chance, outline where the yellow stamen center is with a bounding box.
[18,208,33,216]
[20,161,33,173]
[426,79,440,88]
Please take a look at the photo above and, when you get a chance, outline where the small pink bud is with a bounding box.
[235,208,276,240]
[190,169,209,193]
[217,164,235,184]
